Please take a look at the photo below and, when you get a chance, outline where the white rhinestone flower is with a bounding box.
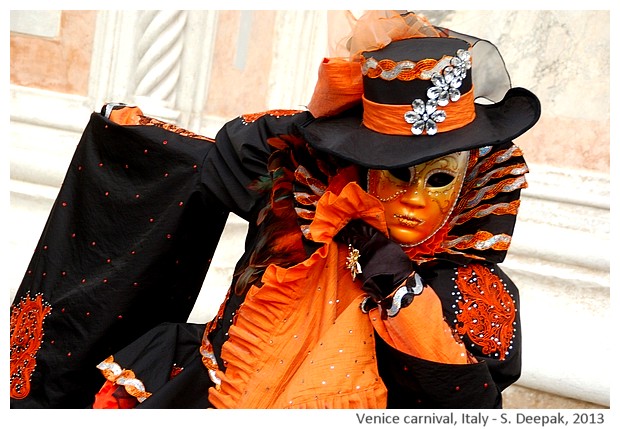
[404,98,446,135]
[427,72,462,106]
[402,48,471,135]
[451,49,472,79]
[427,49,472,106]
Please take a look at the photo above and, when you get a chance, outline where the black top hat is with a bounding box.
[299,36,541,169]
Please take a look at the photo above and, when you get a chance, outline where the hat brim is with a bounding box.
[299,87,541,169]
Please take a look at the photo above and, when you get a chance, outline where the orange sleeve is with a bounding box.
[369,286,474,365]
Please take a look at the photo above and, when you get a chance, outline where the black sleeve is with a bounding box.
[376,261,521,409]
[10,109,315,408]
[10,113,229,408]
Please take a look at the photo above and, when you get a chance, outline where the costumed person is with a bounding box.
[10,11,540,409]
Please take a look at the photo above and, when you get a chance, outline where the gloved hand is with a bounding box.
[335,219,414,303]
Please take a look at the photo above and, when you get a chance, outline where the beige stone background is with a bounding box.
[8,9,613,410]
[9,10,611,174]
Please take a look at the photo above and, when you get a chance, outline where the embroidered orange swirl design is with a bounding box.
[363,58,440,81]
[455,265,516,360]
[137,116,215,141]
[10,293,52,399]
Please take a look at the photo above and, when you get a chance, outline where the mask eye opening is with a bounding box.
[426,171,456,188]
[387,167,411,183]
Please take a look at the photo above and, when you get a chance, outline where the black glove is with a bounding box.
[335,219,414,303]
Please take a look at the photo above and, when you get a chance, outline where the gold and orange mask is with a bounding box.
[368,151,469,246]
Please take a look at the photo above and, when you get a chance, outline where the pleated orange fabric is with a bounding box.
[208,239,387,409]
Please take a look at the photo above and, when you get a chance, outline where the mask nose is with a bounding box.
[398,180,426,207]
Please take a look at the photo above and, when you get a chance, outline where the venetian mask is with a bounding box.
[368,151,469,246]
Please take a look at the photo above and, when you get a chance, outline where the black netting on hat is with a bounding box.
[437,27,513,103]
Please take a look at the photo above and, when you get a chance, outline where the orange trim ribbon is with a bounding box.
[362,87,476,136]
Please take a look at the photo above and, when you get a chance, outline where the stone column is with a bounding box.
[266,10,328,110]
[89,10,219,128]
[132,10,187,121]
[174,11,219,131]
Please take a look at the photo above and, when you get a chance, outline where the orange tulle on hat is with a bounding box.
[308,11,440,118]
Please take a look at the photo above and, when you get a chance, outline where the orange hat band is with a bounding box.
[362,87,476,136]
